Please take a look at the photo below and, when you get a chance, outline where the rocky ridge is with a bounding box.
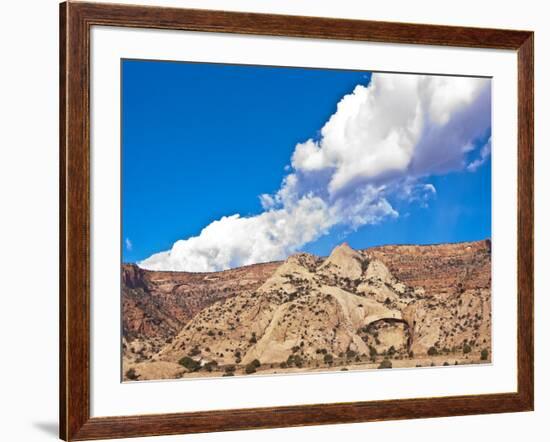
[122,261,278,361]
[123,240,491,380]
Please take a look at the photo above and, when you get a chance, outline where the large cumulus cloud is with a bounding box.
[291,74,490,193]
[139,72,491,272]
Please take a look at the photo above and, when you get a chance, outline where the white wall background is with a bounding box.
[0,1,546,441]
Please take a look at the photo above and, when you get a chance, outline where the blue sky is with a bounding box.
[122,59,491,269]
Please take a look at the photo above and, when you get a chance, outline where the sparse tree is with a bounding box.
[245,362,258,374]
[179,356,200,372]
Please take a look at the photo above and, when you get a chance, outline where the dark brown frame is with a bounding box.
[60,1,534,440]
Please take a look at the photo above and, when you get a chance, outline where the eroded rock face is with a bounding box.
[122,240,491,379]
[121,264,146,289]
[367,240,491,294]
[152,241,490,372]
[122,261,279,361]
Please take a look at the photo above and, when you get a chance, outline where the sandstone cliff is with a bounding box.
[122,261,278,361]
[123,240,491,380]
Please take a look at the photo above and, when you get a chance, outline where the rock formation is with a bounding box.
[122,240,491,380]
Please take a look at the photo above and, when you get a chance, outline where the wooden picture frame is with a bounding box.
[60,1,534,440]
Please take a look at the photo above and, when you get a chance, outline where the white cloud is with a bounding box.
[292,74,490,194]
[331,185,398,229]
[398,179,437,208]
[467,137,492,172]
[139,73,491,272]
[140,195,334,272]
[292,76,424,194]
[125,238,133,252]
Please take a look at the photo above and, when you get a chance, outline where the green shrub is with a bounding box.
[480,348,489,360]
[323,353,334,365]
[427,346,438,356]
[125,368,139,381]
[346,349,357,359]
[245,363,257,374]
[224,365,235,373]
[178,356,201,372]
[204,361,218,372]
[369,345,378,358]
[463,344,472,354]
[378,359,392,369]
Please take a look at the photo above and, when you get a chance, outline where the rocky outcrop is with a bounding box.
[122,240,492,380]
[367,240,491,294]
[318,243,364,280]
[151,241,490,377]
[122,261,279,361]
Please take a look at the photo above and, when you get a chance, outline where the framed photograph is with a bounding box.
[60,1,534,440]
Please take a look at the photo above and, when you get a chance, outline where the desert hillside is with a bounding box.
[122,240,491,381]
[368,240,491,293]
[122,261,278,360]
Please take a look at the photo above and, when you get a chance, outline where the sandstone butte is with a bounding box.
[122,240,491,381]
